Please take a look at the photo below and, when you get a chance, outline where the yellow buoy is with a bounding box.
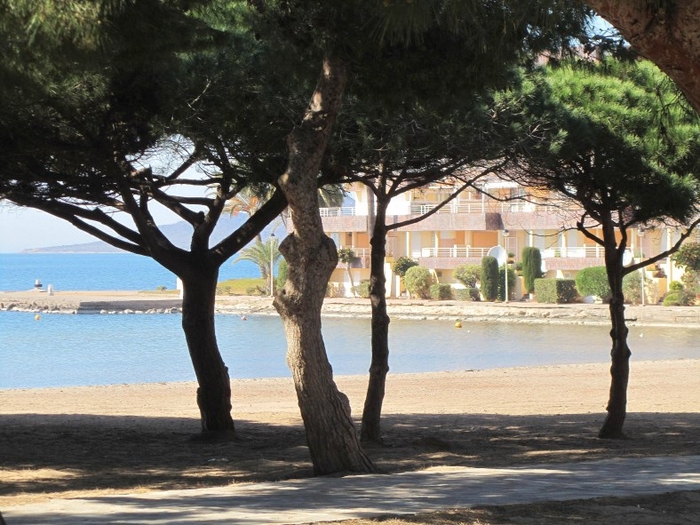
[455,321,462,328]
[35,314,41,321]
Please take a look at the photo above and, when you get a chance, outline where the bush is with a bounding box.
[480,256,499,301]
[521,247,543,294]
[669,280,684,292]
[535,278,578,304]
[404,266,433,299]
[497,266,517,301]
[352,279,371,299]
[453,264,480,288]
[430,283,454,300]
[575,266,610,301]
[455,288,480,301]
[392,256,418,277]
[662,290,696,306]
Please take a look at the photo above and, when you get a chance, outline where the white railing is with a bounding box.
[415,246,630,259]
[338,247,370,259]
[410,200,545,216]
[541,246,632,259]
[319,207,357,217]
[419,247,491,258]
[326,200,578,218]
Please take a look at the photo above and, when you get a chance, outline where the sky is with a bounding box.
[0,205,98,252]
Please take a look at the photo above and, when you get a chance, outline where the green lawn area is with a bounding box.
[217,278,267,295]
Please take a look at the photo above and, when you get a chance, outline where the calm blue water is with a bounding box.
[1,253,699,389]
[1,311,698,389]
[0,253,258,291]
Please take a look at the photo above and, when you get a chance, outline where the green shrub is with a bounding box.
[352,279,371,299]
[575,266,611,301]
[662,292,682,306]
[392,256,418,277]
[521,247,543,294]
[453,264,481,288]
[480,256,499,301]
[497,266,517,301]
[404,266,433,299]
[535,278,578,304]
[430,283,454,300]
[669,280,684,292]
[662,290,695,306]
[455,288,480,301]
[156,285,168,291]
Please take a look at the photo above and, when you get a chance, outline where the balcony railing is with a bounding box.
[321,200,579,218]
[417,246,626,260]
[320,207,357,217]
[418,247,492,258]
[541,246,605,258]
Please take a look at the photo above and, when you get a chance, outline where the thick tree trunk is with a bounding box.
[599,228,631,439]
[361,202,390,445]
[585,1,700,114]
[273,56,377,475]
[180,263,234,434]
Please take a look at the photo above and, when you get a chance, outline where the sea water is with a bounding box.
[1,310,699,389]
[1,253,699,389]
[0,253,259,292]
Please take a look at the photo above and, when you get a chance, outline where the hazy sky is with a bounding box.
[0,206,97,253]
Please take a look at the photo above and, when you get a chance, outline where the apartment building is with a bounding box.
[321,179,691,299]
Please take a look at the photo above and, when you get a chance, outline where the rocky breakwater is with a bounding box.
[215,296,698,327]
[0,290,182,314]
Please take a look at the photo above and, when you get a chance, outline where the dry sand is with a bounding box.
[1,360,699,511]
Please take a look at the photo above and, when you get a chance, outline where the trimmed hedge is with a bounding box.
[455,287,480,301]
[521,247,542,293]
[481,256,499,301]
[430,283,454,300]
[535,278,578,304]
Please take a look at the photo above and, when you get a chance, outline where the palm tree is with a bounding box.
[233,236,280,293]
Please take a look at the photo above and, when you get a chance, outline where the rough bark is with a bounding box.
[273,57,377,475]
[586,0,700,113]
[598,222,631,439]
[180,260,235,434]
[361,198,390,444]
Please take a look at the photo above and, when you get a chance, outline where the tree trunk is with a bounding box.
[361,201,390,444]
[273,56,377,475]
[180,262,235,434]
[599,227,631,439]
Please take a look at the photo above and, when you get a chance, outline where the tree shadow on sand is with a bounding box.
[2,412,700,503]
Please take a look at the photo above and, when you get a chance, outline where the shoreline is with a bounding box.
[1,289,700,327]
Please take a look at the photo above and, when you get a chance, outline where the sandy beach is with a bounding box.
[1,360,699,511]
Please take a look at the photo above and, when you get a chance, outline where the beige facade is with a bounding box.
[319,180,695,299]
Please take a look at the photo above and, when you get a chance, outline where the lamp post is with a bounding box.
[270,233,276,298]
[503,229,510,303]
[638,228,645,306]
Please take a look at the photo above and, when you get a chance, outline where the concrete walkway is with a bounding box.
[3,455,699,525]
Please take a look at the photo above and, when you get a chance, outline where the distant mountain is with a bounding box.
[23,216,284,253]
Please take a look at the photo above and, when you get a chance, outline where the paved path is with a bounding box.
[3,455,699,525]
